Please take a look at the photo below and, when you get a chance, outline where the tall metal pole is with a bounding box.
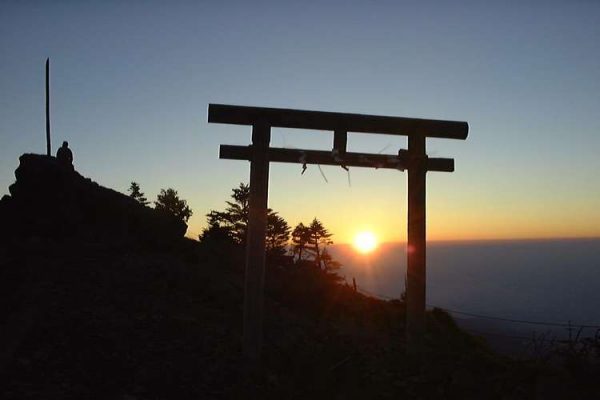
[45,58,51,156]
[243,123,270,361]
[406,133,427,350]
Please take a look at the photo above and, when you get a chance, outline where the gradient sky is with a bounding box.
[1,1,599,243]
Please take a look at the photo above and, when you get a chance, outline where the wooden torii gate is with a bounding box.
[208,104,468,359]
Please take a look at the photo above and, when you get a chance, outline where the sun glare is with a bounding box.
[353,231,378,254]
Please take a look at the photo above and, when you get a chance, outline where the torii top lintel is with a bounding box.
[208,104,468,140]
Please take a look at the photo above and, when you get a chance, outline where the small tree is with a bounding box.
[307,218,333,269]
[128,181,148,206]
[267,211,291,256]
[154,188,192,223]
[292,218,334,270]
[291,223,311,261]
[199,220,236,247]
[201,183,291,255]
[205,183,250,244]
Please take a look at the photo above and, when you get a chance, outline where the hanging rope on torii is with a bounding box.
[208,103,468,360]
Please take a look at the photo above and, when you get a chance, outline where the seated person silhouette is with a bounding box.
[56,141,73,168]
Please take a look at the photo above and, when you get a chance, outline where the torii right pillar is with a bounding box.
[406,133,427,350]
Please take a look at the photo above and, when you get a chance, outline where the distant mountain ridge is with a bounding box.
[331,239,600,341]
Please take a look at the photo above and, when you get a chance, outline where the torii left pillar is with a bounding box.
[243,123,270,361]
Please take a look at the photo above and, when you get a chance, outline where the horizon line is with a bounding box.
[332,235,600,246]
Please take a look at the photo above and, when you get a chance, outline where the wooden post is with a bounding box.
[406,133,426,349]
[45,58,51,157]
[243,123,270,361]
[333,130,347,154]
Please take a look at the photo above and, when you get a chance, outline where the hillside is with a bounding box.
[0,155,596,399]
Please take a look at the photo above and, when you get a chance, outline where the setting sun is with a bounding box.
[353,231,378,254]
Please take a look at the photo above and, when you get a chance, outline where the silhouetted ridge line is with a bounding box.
[0,153,187,244]
[356,288,600,329]
[465,330,535,341]
[427,306,600,329]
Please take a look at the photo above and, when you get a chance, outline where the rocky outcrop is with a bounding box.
[0,154,186,245]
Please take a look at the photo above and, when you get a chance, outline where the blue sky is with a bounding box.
[1,1,599,241]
